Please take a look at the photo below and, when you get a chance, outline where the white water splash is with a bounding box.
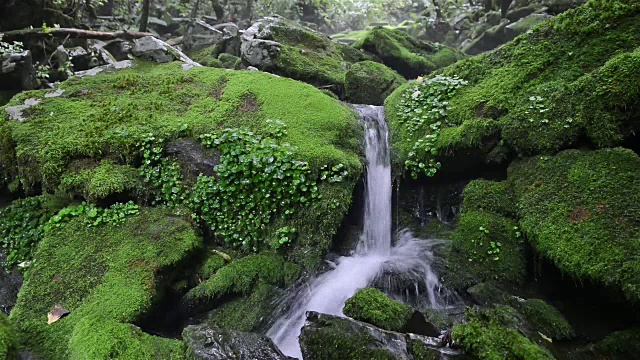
[267,105,454,359]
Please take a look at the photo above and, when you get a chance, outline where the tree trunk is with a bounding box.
[139,0,151,32]
[500,0,513,18]
[1,27,156,43]
[212,0,224,23]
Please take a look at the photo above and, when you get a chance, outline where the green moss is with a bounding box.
[596,328,640,359]
[422,308,452,331]
[299,314,397,360]
[343,288,413,332]
[0,313,18,360]
[189,45,221,67]
[68,316,187,360]
[467,282,508,305]
[184,253,294,305]
[217,53,242,70]
[354,27,465,79]
[386,0,640,170]
[452,306,554,360]
[9,207,201,359]
[344,61,406,105]
[447,211,525,289]
[204,282,280,332]
[59,160,141,201]
[512,299,574,340]
[195,252,227,282]
[410,340,440,360]
[508,148,640,302]
[462,179,516,217]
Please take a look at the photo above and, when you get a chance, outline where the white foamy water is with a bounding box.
[267,105,453,359]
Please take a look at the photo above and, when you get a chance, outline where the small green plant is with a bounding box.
[45,201,140,232]
[526,96,550,124]
[397,76,468,178]
[0,40,24,55]
[0,197,57,270]
[273,226,297,250]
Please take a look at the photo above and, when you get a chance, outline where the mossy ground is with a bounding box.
[344,60,406,106]
[385,0,640,170]
[9,208,201,359]
[343,287,413,332]
[355,27,465,79]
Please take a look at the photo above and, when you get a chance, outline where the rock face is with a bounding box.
[0,50,38,91]
[183,324,292,360]
[183,20,225,54]
[0,253,22,315]
[299,311,460,360]
[166,139,219,185]
[132,36,201,68]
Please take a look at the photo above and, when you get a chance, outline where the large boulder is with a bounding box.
[183,324,292,360]
[344,61,406,105]
[0,49,38,91]
[354,27,465,79]
[299,311,457,360]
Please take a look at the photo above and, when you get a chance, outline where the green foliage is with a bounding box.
[0,196,64,270]
[343,288,413,332]
[44,201,140,231]
[448,211,524,289]
[0,313,18,360]
[596,328,640,359]
[508,148,640,302]
[452,306,554,360]
[10,208,201,359]
[462,180,516,217]
[513,299,574,340]
[390,76,468,178]
[354,27,465,79]
[0,41,24,55]
[344,60,406,105]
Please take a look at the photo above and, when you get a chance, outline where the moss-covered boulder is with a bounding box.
[385,0,640,174]
[511,299,574,340]
[240,17,369,96]
[354,27,464,79]
[1,61,363,268]
[596,328,640,360]
[344,61,406,105]
[343,288,412,332]
[0,313,18,360]
[509,148,640,302]
[9,207,200,359]
[452,306,555,360]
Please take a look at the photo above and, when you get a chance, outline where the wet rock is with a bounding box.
[183,323,292,360]
[165,139,219,185]
[300,311,461,360]
[0,253,23,315]
[0,50,38,91]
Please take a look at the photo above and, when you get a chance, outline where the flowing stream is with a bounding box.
[267,105,455,359]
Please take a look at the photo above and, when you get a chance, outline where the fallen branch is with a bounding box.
[1,27,156,43]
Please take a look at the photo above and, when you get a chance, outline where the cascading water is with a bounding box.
[267,105,457,359]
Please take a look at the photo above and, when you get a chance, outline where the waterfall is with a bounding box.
[267,105,454,359]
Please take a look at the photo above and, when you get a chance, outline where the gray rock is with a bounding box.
[240,39,280,68]
[183,20,225,53]
[183,324,292,360]
[74,60,134,78]
[132,36,202,68]
[166,139,219,185]
[299,311,464,360]
[0,252,23,315]
[103,39,133,61]
[5,97,41,121]
[0,50,38,91]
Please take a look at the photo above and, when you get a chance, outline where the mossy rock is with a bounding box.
[452,305,555,360]
[446,210,525,290]
[354,27,465,79]
[218,53,242,70]
[9,207,201,359]
[462,179,516,218]
[467,282,508,305]
[0,313,18,360]
[183,253,300,312]
[385,0,640,172]
[345,61,406,106]
[508,148,640,302]
[1,61,363,269]
[343,287,412,332]
[596,328,640,360]
[510,299,574,340]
